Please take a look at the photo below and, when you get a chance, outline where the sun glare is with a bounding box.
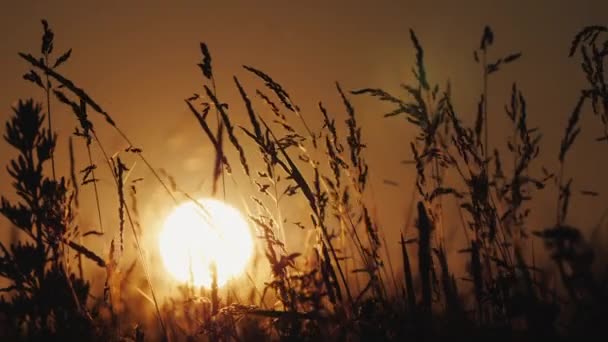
[159,198,254,288]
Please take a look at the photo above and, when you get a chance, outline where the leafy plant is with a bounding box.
[0,99,103,340]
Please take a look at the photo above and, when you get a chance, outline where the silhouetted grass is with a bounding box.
[0,19,607,342]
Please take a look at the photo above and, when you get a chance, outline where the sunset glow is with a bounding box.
[159,198,253,288]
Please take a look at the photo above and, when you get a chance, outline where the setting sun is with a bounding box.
[4,9,608,341]
[159,198,253,288]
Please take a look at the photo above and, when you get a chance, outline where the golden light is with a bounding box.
[159,198,253,288]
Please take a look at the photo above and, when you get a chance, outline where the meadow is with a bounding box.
[0,20,607,341]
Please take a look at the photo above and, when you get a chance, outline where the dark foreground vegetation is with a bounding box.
[1,20,607,341]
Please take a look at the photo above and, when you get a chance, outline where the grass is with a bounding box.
[0,20,607,341]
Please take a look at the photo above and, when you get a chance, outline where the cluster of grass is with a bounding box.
[0,20,607,341]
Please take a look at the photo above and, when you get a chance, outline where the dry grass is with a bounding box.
[0,20,607,341]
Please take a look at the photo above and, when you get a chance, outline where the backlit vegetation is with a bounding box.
[1,20,607,341]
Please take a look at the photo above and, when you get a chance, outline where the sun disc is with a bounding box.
[159,198,253,287]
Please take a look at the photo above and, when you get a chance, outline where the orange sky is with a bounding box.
[1,1,608,279]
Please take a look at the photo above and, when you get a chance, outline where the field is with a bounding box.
[1,18,607,341]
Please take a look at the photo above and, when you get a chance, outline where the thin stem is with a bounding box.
[556,163,565,225]
[483,49,489,158]
[272,165,287,247]
[86,143,104,233]
[380,231,398,296]
[262,117,353,304]
[44,53,56,181]
[211,76,227,201]
[90,131,168,339]
[21,51,182,209]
